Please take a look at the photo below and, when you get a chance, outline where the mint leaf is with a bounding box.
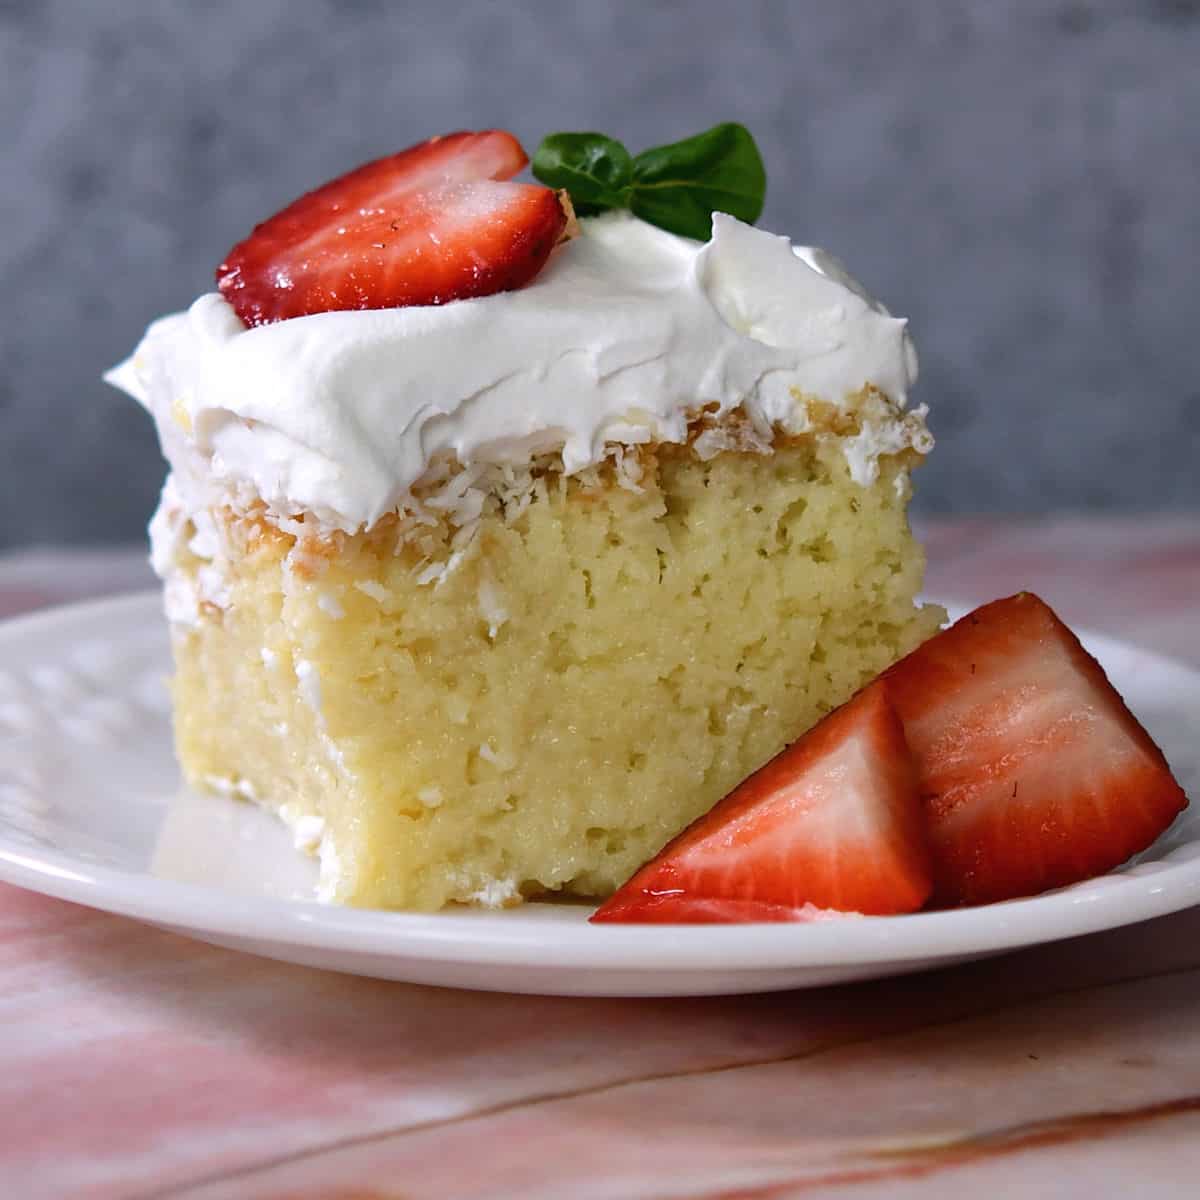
[532,132,634,215]
[630,123,766,240]
[533,124,767,239]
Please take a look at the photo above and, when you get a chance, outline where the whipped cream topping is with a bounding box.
[108,212,925,535]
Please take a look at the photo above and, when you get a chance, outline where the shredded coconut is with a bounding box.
[294,659,322,715]
[477,574,508,638]
[354,579,389,602]
[145,398,932,626]
[470,877,520,908]
[279,803,326,853]
[316,833,342,903]
[417,786,444,809]
[316,591,345,619]
[447,870,521,909]
[203,774,258,802]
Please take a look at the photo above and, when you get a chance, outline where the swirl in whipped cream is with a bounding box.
[108,212,926,534]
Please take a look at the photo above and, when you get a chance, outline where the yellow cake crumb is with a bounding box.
[167,425,942,911]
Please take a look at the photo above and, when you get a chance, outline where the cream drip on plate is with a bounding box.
[108,211,927,535]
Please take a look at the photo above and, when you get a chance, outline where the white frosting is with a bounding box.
[108,212,925,536]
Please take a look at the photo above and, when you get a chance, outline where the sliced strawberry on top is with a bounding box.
[216,129,568,325]
[591,682,933,924]
[884,593,1188,907]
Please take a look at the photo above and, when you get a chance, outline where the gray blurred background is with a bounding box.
[2,0,1197,550]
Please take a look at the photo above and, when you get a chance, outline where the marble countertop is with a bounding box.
[2,517,1198,1199]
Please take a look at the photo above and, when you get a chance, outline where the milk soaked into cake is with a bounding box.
[108,130,941,911]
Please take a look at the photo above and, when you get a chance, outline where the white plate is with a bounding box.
[0,592,1197,997]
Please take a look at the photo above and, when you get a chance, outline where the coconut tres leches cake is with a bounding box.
[107,125,943,911]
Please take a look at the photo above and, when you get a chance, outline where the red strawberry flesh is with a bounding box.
[884,593,1187,907]
[216,130,567,325]
[592,682,933,923]
[590,895,848,924]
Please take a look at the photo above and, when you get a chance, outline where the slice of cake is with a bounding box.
[107,126,942,910]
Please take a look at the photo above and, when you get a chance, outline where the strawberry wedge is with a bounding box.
[217,130,568,325]
[884,593,1188,907]
[592,682,933,924]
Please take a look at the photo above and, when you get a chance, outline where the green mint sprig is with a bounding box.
[532,123,766,241]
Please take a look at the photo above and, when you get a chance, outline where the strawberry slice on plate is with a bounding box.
[216,129,569,325]
[589,895,854,925]
[591,682,933,924]
[884,592,1188,907]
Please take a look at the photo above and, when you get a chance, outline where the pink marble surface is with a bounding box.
[1,518,1198,1200]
